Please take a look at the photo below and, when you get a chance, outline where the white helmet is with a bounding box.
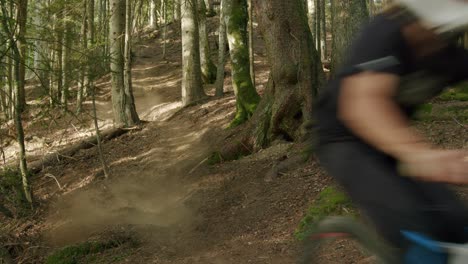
[394,0,468,35]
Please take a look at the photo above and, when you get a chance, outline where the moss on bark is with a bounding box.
[225,0,260,127]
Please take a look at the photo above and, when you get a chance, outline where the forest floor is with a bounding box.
[1,20,468,264]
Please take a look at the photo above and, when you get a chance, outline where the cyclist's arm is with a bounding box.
[337,72,430,160]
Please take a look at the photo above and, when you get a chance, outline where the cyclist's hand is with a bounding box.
[397,149,468,184]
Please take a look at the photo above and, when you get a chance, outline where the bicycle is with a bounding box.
[300,216,468,264]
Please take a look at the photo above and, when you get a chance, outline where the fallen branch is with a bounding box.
[29,127,129,173]
[20,127,130,174]
[44,173,63,190]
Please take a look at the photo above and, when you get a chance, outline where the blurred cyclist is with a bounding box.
[314,0,468,260]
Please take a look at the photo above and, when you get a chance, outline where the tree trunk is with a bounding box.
[217,0,324,160]
[315,0,321,60]
[307,0,315,44]
[15,0,28,112]
[224,0,260,127]
[162,0,167,59]
[204,0,215,16]
[33,1,50,93]
[110,0,140,127]
[214,0,227,97]
[87,0,96,101]
[61,19,72,108]
[77,0,88,113]
[150,0,159,28]
[368,0,374,17]
[199,0,217,84]
[181,0,206,106]
[174,0,181,21]
[321,0,326,61]
[330,0,368,77]
[248,0,255,87]
[0,0,32,204]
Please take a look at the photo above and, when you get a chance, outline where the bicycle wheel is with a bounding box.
[300,216,400,264]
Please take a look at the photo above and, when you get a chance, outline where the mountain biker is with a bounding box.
[314,0,468,261]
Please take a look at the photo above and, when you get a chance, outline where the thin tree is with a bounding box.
[15,0,27,112]
[315,0,321,60]
[162,0,167,59]
[0,0,33,204]
[215,0,227,97]
[321,0,327,61]
[199,0,216,83]
[248,0,255,87]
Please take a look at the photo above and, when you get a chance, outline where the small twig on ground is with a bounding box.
[452,117,468,130]
[45,173,63,190]
[189,157,209,174]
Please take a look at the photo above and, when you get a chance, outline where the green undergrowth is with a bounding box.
[415,103,468,122]
[0,168,30,216]
[45,237,136,264]
[439,83,468,102]
[295,186,355,240]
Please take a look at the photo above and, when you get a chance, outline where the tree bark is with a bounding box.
[150,0,159,28]
[199,0,217,84]
[330,0,368,77]
[174,0,181,21]
[321,0,326,60]
[224,0,260,127]
[162,0,167,59]
[0,0,32,204]
[307,0,315,44]
[15,0,27,112]
[204,0,215,16]
[216,0,324,161]
[110,0,140,127]
[181,0,206,106]
[61,19,72,108]
[214,0,227,97]
[315,0,321,60]
[77,0,88,113]
[248,0,255,87]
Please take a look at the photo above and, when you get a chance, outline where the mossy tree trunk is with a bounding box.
[217,0,324,160]
[181,0,206,106]
[330,0,368,76]
[198,0,217,84]
[224,0,260,127]
[109,0,140,127]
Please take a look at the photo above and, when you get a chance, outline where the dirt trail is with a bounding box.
[30,21,321,263]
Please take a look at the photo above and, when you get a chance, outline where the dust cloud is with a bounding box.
[45,166,199,246]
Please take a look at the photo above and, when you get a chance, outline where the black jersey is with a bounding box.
[314,14,468,145]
